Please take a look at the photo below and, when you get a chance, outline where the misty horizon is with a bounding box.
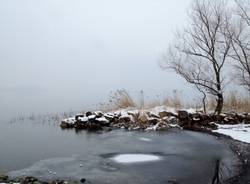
[0,0,196,120]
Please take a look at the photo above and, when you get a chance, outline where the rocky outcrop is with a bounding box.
[0,175,88,184]
[60,109,250,132]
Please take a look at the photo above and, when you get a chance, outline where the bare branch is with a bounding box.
[161,0,232,114]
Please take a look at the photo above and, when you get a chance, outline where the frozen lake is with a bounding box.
[0,120,239,184]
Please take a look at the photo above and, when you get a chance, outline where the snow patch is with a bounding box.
[78,117,88,122]
[213,124,250,143]
[96,117,109,122]
[111,154,161,163]
[139,137,152,142]
[88,115,96,119]
[63,117,75,124]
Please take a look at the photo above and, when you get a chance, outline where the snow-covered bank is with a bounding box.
[60,105,250,132]
[213,124,250,143]
[60,106,182,131]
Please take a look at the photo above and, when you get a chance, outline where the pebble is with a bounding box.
[80,178,86,183]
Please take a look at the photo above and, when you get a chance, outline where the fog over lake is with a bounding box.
[0,0,194,121]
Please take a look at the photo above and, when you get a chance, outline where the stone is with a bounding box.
[118,116,132,123]
[85,111,93,117]
[75,114,85,120]
[88,115,96,121]
[50,180,65,184]
[166,116,179,124]
[148,118,160,125]
[95,117,110,126]
[94,111,104,118]
[60,122,70,129]
[24,176,38,183]
[104,113,114,121]
[158,111,176,118]
[0,174,8,182]
[177,110,189,120]
[80,178,86,183]
[146,112,159,119]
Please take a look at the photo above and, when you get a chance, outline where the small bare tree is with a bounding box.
[161,0,232,115]
[230,0,250,92]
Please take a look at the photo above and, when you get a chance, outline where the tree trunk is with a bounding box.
[214,94,223,115]
[202,95,207,114]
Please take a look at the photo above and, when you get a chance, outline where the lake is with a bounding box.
[0,119,239,184]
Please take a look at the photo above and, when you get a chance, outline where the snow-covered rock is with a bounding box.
[88,115,96,120]
[78,117,88,122]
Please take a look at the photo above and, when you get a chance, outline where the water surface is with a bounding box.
[0,120,239,184]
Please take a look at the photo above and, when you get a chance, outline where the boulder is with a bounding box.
[95,117,110,126]
[75,114,85,121]
[60,122,69,129]
[77,116,88,123]
[104,113,115,122]
[80,178,86,183]
[165,116,179,124]
[147,112,160,119]
[0,175,8,182]
[158,111,176,118]
[118,116,132,123]
[24,176,38,183]
[177,110,189,120]
[94,111,104,118]
[60,117,76,128]
[148,118,160,125]
[88,115,96,121]
[146,121,168,131]
[86,111,93,117]
[50,180,65,184]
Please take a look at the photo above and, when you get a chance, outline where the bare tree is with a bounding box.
[230,0,250,92]
[160,0,232,115]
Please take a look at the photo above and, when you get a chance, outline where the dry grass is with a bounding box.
[99,89,250,113]
[99,89,136,111]
[222,91,250,113]
[204,91,250,113]
[162,90,183,109]
[9,111,76,124]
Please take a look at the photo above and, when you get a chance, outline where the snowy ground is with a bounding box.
[213,124,250,144]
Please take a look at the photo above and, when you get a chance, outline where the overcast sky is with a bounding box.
[0,0,194,118]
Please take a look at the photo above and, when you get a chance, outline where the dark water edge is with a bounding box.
[0,119,244,184]
[223,137,250,184]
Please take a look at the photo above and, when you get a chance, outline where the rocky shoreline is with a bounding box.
[0,175,89,184]
[1,107,250,184]
[60,108,250,132]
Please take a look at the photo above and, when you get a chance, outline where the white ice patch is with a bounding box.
[139,137,152,142]
[111,154,161,164]
[214,124,250,143]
